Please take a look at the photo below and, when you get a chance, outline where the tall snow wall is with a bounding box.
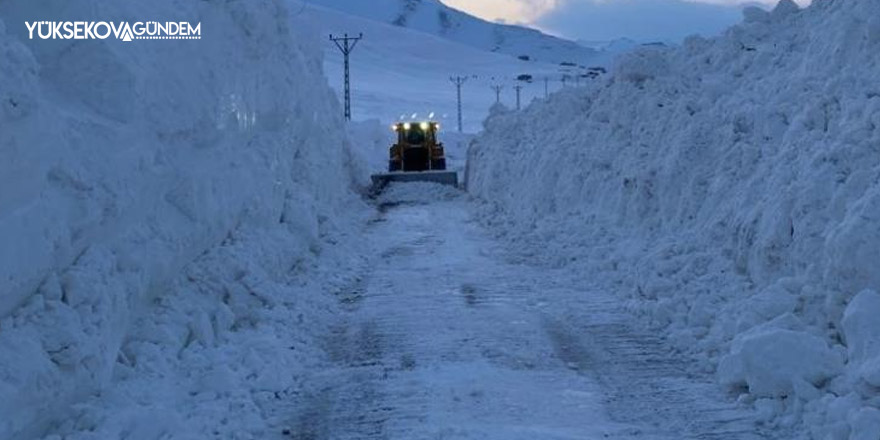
[0,0,361,438]
[467,0,880,437]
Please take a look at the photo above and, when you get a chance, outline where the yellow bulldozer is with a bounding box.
[370,121,458,187]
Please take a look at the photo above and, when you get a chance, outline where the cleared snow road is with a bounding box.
[272,184,783,440]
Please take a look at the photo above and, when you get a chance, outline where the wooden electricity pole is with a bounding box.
[514,84,524,110]
[491,84,504,104]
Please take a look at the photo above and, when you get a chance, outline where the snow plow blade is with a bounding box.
[371,171,458,188]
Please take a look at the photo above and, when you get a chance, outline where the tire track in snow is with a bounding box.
[276,187,787,439]
[284,318,395,440]
[542,296,796,439]
[279,191,619,439]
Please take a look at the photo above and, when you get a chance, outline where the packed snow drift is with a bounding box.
[0,0,368,438]
[467,0,880,438]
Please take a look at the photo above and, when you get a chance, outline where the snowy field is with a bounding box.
[304,3,610,135]
[307,0,598,65]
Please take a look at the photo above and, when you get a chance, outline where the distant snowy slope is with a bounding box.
[578,37,640,53]
[305,0,596,64]
[468,0,880,438]
[303,1,604,161]
[307,4,562,125]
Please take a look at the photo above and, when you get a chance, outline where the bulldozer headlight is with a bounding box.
[403,123,411,130]
[420,122,429,130]
[391,124,399,131]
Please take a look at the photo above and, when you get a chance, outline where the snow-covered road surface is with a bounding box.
[273,183,786,439]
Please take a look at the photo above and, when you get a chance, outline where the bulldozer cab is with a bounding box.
[389,121,446,173]
[400,123,433,145]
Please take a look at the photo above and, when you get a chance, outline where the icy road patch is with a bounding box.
[271,183,785,439]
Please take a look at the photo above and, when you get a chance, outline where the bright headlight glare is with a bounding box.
[420,122,429,130]
[403,123,411,130]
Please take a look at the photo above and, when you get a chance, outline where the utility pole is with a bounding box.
[329,33,363,121]
[544,76,549,98]
[491,84,503,104]
[450,75,469,133]
[514,84,523,110]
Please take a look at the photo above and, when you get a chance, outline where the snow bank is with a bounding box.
[842,290,880,387]
[719,327,842,398]
[346,119,394,180]
[0,0,365,437]
[467,0,880,436]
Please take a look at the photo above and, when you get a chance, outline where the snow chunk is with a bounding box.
[842,289,880,363]
[735,282,798,333]
[613,48,669,84]
[826,188,880,296]
[849,407,880,440]
[859,356,880,387]
[754,398,784,422]
[719,329,843,398]
[743,6,771,23]
[772,0,800,19]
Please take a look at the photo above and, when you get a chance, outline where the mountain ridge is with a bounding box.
[306,0,597,64]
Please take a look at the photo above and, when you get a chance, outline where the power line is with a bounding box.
[329,33,363,121]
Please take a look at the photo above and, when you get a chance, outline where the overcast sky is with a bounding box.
[441,0,810,43]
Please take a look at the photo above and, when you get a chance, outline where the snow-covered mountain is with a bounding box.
[578,37,640,53]
[306,3,574,135]
[306,0,597,65]
[304,0,611,159]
